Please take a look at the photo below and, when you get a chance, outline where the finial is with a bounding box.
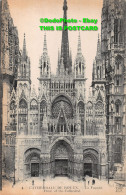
[63,0,68,10]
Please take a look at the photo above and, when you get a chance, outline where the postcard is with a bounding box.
[0,0,126,194]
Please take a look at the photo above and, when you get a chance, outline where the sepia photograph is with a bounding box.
[0,0,126,194]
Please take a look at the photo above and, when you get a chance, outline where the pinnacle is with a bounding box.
[23,33,26,59]
[43,33,48,54]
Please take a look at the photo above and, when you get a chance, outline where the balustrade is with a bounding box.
[48,122,75,136]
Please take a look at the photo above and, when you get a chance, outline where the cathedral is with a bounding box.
[1,0,126,183]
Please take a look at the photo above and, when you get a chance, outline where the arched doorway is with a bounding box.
[24,148,41,178]
[50,140,74,177]
[83,149,98,178]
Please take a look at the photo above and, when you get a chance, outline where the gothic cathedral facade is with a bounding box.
[1,0,126,182]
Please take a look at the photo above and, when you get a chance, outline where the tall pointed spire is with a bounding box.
[74,33,85,78]
[77,32,82,56]
[39,33,51,78]
[23,33,26,59]
[63,0,68,16]
[43,33,48,55]
[96,34,101,59]
[61,0,70,73]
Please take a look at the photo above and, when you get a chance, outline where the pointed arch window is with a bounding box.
[44,62,46,69]
[23,64,26,77]
[78,101,84,114]
[97,66,99,79]
[19,99,28,114]
[10,100,17,126]
[114,19,118,43]
[40,100,47,113]
[76,66,78,75]
[114,19,124,44]
[78,101,84,135]
[115,99,121,114]
[115,104,119,113]
[115,56,124,74]
[30,99,38,110]
[115,117,121,132]
[19,99,27,109]
[116,79,119,86]
[79,62,81,73]
[19,99,28,135]
[40,100,47,128]
[114,138,122,163]
[95,101,104,115]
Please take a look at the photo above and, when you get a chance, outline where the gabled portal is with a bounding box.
[50,140,74,178]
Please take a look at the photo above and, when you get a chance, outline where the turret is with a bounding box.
[92,35,105,82]
[39,34,51,78]
[74,33,85,79]
[18,34,31,81]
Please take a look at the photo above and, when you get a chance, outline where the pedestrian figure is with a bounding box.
[92,179,95,185]
[32,180,34,186]
[83,176,86,188]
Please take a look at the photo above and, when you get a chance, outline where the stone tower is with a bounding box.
[17,34,31,135]
[1,0,20,178]
[101,0,126,179]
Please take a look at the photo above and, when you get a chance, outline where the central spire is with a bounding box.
[61,0,70,73]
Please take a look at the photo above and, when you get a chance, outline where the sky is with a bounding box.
[8,0,103,97]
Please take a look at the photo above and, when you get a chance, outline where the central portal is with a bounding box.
[31,163,39,177]
[50,140,74,178]
[84,163,92,177]
[55,159,68,176]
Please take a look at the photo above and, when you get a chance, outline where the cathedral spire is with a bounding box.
[43,33,48,55]
[61,0,70,73]
[74,33,85,78]
[63,0,68,20]
[18,33,31,80]
[23,33,26,59]
[39,33,51,78]
[77,32,82,56]
[96,34,101,59]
